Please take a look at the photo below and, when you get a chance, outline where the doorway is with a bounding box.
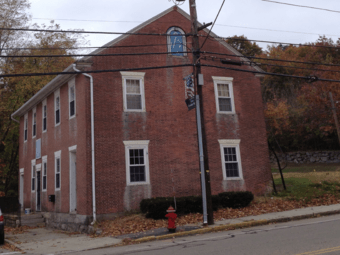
[36,164,41,212]
[69,151,77,213]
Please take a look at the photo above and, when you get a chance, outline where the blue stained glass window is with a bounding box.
[170,30,184,56]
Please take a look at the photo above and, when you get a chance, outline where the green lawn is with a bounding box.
[271,163,339,173]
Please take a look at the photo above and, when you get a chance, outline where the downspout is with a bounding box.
[11,114,20,123]
[72,64,97,224]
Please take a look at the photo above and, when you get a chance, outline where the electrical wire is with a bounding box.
[0,27,191,36]
[0,51,191,58]
[202,51,340,67]
[202,55,340,73]
[262,0,340,13]
[0,64,194,78]
[206,35,340,49]
[201,64,340,83]
[0,43,192,51]
[200,0,225,48]
[32,17,340,37]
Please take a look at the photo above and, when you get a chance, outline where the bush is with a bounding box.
[140,191,254,219]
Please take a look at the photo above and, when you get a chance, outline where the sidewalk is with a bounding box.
[6,203,340,254]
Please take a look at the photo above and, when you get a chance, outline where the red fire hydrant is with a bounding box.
[165,206,177,233]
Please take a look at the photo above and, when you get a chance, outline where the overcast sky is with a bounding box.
[28,0,339,50]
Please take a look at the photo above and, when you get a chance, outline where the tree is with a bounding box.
[0,2,87,196]
[226,35,262,57]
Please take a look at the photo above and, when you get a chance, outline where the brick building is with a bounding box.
[12,6,271,231]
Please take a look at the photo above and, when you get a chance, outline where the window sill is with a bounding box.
[55,189,61,191]
[126,182,150,186]
[42,190,47,192]
[42,130,47,134]
[31,190,35,193]
[124,109,146,113]
[224,177,243,181]
[69,115,76,120]
[32,136,36,139]
[217,111,236,115]
[55,123,60,127]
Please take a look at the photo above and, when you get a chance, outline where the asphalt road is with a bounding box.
[66,214,340,255]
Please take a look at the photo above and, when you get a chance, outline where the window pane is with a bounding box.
[56,173,60,188]
[32,178,35,190]
[56,109,60,124]
[43,105,47,117]
[43,176,46,190]
[127,95,142,110]
[70,86,75,101]
[130,166,145,182]
[170,30,184,56]
[70,101,75,116]
[219,98,232,112]
[126,79,140,94]
[43,163,47,175]
[225,163,239,177]
[56,159,60,173]
[217,84,230,97]
[25,130,27,141]
[56,97,60,110]
[43,118,47,131]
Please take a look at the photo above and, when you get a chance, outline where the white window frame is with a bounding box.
[24,113,28,142]
[32,107,37,138]
[42,155,47,192]
[218,139,243,180]
[212,76,236,114]
[54,89,60,126]
[54,150,61,191]
[42,99,47,133]
[123,140,150,186]
[68,78,76,119]
[167,27,187,56]
[31,159,36,192]
[120,72,146,112]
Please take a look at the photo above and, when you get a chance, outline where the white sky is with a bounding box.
[28,0,340,51]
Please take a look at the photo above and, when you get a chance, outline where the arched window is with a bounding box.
[167,27,187,56]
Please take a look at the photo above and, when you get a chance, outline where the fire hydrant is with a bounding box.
[165,206,177,233]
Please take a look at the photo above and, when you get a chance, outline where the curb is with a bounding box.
[4,238,23,251]
[133,209,340,244]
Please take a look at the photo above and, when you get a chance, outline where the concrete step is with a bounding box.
[21,212,45,227]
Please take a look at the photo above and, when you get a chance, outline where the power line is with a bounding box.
[201,64,340,83]
[0,51,190,58]
[0,64,194,78]
[206,35,340,49]
[33,17,340,37]
[202,51,340,67]
[202,55,340,73]
[200,0,225,48]
[0,27,190,36]
[262,0,340,13]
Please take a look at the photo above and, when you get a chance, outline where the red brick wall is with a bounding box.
[19,7,271,217]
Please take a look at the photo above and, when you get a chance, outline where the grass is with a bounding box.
[271,163,339,173]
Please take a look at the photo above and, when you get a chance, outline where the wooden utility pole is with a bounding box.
[329,92,340,146]
[188,0,214,225]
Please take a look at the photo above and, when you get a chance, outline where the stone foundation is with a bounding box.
[270,150,340,164]
[43,212,93,233]
[4,214,20,227]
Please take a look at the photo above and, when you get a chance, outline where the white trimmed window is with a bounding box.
[167,27,187,56]
[121,72,146,112]
[123,141,150,185]
[32,108,36,138]
[68,79,76,118]
[24,113,28,142]
[42,99,47,132]
[42,156,47,191]
[31,159,36,192]
[218,139,243,180]
[213,77,236,114]
[55,89,60,126]
[54,150,61,190]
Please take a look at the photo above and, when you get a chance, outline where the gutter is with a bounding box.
[11,115,20,123]
[72,64,97,224]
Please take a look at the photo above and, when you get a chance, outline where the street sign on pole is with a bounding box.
[185,96,196,111]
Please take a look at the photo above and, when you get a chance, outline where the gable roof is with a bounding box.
[12,6,263,118]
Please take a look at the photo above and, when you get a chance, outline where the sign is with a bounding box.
[185,96,196,111]
[36,139,41,159]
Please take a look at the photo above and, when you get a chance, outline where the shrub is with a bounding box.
[140,191,254,219]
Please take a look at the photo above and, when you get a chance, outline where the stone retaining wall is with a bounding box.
[43,212,94,234]
[4,214,20,227]
[270,151,340,164]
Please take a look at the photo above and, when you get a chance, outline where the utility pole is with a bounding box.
[188,0,214,225]
[329,92,340,146]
